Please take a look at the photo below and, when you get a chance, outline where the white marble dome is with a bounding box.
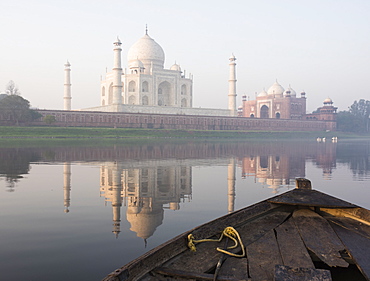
[284,86,296,97]
[129,59,144,69]
[257,89,268,97]
[128,33,165,69]
[170,63,181,72]
[267,81,285,96]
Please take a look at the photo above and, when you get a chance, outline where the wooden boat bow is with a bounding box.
[102,178,370,281]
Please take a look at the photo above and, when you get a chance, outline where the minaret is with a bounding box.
[63,163,71,213]
[63,61,71,110]
[111,164,123,238]
[228,54,237,116]
[227,158,236,214]
[112,37,123,105]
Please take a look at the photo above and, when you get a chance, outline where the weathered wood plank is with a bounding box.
[274,265,332,281]
[103,201,284,281]
[328,216,370,239]
[330,220,370,281]
[247,230,282,281]
[292,209,349,268]
[164,240,223,273]
[237,210,292,246]
[218,257,249,280]
[322,208,370,226]
[268,189,358,208]
[275,218,315,269]
[153,267,249,281]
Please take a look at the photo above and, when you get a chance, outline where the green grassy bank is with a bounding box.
[0,126,364,140]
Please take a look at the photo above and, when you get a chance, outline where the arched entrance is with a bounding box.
[260,105,269,118]
[276,112,281,119]
[181,98,187,107]
[142,96,149,105]
[157,81,172,106]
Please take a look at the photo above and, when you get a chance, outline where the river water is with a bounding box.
[1,139,369,281]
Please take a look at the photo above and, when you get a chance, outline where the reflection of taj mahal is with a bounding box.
[60,142,337,240]
[99,163,192,239]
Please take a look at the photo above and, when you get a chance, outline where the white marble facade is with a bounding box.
[101,31,193,109]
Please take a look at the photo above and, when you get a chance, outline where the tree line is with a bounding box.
[337,99,370,133]
[0,81,41,125]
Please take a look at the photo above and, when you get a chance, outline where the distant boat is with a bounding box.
[103,178,370,281]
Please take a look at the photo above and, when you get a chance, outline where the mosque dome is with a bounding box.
[267,81,284,96]
[127,33,165,69]
[257,89,268,97]
[284,85,296,97]
[170,63,181,72]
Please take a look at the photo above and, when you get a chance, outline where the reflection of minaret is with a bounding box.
[63,163,71,213]
[111,164,123,238]
[227,158,236,213]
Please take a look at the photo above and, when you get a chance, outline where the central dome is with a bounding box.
[267,81,284,96]
[127,33,165,69]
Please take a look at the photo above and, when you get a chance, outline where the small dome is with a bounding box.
[127,33,165,69]
[284,85,296,97]
[324,97,333,104]
[170,63,181,72]
[267,81,284,96]
[129,59,144,69]
[257,89,268,97]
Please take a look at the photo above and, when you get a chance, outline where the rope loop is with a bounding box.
[187,226,245,258]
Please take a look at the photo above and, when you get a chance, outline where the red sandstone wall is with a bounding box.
[0,109,336,131]
[10,109,335,132]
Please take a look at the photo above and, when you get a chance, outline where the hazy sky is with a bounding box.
[1,0,369,112]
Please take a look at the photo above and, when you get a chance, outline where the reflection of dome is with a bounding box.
[127,204,164,240]
[127,33,165,69]
[170,63,181,72]
[267,81,284,96]
[257,89,268,97]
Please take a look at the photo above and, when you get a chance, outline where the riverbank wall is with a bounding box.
[1,109,336,131]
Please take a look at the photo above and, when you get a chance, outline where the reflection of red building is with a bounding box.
[239,141,337,192]
[241,153,305,193]
[313,142,337,179]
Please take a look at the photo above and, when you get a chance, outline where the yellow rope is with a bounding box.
[187,226,245,258]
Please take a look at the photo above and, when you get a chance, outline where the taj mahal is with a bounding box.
[57,28,337,131]
[73,29,234,117]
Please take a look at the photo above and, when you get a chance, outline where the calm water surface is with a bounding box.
[1,139,370,281]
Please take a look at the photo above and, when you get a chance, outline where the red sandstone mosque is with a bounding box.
[238,80,337,123]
